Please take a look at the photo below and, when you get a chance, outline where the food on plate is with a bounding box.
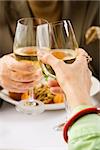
[34,84,57,104]
[9,92,22,101]
[9,84,64,104]
[53,94,64,103]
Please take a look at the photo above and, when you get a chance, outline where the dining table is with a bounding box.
[0,100,67,150]
[0,91,100,150]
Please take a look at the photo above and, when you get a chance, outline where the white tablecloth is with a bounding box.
[0,102,67,150]
[0,92,100,150]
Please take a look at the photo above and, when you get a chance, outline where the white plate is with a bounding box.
[0,76,99,110]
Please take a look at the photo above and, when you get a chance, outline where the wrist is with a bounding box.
[64,88,92,109]
[63,106,100,143]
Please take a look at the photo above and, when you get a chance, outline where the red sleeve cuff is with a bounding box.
[63,107,100,143]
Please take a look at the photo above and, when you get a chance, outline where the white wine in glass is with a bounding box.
[43,49,77,78]
[13,18,48,115]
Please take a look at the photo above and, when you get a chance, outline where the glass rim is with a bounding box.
[17,17,48,27]
[49,19,71,26]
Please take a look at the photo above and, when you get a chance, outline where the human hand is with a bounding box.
[38,48,92,108]
[0,54,42,93]
[85,26,100,44]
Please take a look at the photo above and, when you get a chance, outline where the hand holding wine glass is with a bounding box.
[37,20,79,118]
[0,53,41,93]
[37,20,92,129]
[38,48,92,109]
[37,20,92,107]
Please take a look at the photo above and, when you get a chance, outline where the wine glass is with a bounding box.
[37,20,78,79]
[37,20,78,127]
[13,18,48,115]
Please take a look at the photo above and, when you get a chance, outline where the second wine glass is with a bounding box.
[37,20,78,79]
[13,18,48,115]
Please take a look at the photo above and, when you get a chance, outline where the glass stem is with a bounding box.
[29,87,34,102]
